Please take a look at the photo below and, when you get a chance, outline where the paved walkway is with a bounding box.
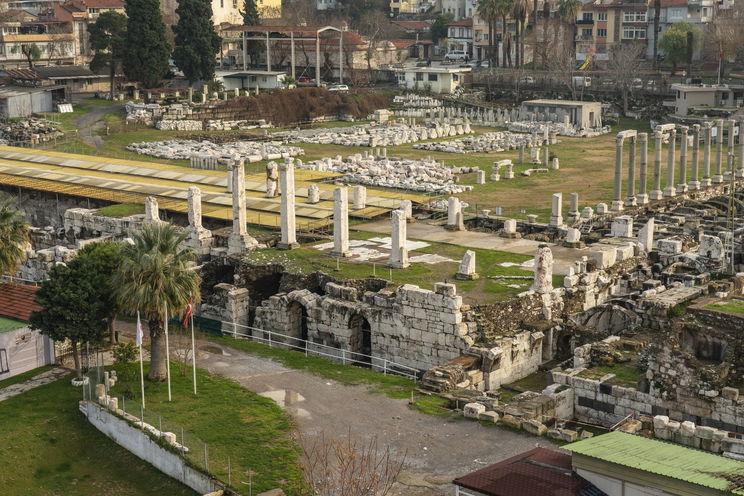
[0,367,69,403]
[117,323,556,495]
[357,219,603,276]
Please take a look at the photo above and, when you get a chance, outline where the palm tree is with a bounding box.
[511,0,528,67]
[495,0,513,67]
[478,0,500,66]
[558,0,582,60]
[0,198,29,278]
[113,223,200,381]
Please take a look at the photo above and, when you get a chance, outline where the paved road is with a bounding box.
[116,323,553,495]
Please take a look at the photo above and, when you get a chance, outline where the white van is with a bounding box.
[445,50,467,61]
[572,76,592,87]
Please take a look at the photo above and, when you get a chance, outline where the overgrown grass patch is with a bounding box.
[95,203,144,218]
[704,299,744,316]
[411,395,452,416]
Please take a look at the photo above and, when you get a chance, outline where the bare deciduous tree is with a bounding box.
[300,430,405,496]
[607,41,645,116]
[545,41,577,99]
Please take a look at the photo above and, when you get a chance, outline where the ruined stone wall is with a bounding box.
[477,330,546,389]
[64,208,145,239]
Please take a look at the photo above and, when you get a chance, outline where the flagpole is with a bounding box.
[164,303,172,402]
[137,312,146,409]
[190,294,197,396]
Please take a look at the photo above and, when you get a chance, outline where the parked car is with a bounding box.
[520,76,535,84]
[445,50,467,61]
[328,84,349,92]
[297,75,312,84]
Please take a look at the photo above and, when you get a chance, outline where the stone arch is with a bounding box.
[348,312,372,366]
[284,289,319,349]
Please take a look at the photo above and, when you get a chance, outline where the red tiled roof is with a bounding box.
[392,20,431,30]
[68,0,125,8]
[0,283,41,322]
[660,0,688,6]
[392,40,415,49]
[453,448,590,496]
[447,18,473,27]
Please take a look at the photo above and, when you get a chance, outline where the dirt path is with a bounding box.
[70,103,124,149]
[117,323,554,495]
[0,368,69,403]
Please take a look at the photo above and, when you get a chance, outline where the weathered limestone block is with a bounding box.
[463,402,486,419]
[456,250,478,280]
[501,414,522,429]
[522,419,548,436]
[530,245,554,294]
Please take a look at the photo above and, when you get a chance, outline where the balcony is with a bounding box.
[577,19,594,25]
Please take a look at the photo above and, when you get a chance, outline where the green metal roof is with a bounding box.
[565,431,744,494]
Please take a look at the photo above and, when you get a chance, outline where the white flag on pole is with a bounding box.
[136,311,146,409]
[136,312,143,347]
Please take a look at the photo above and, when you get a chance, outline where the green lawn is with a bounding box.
[95,203,144,218]
[0,316,26,333]
[0,375,196,496]
[108,362,304,495]
[576,362,641,388]
[704,300,744,316]
[0,365,54,390]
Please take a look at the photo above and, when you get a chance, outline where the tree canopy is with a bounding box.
[88,11,127,99]
[123,0,171,88]
[0,198,29,277]
[430,14,454,44]
[172,0,221,83]
[659,21,701,71]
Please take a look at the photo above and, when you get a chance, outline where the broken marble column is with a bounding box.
[543,146,549,168]
[612,133,625,211]
[501,218,520,238]
[226,161,234,193]
[278,160,298,250]
[689,125,701,191]
[518,144,525,164]
[611,216,633,237]
[567,193,579,224]
[490,162,501,181]
[503,162,515,179]
[713,119,724,184]
[638,218,655,252]
[144,196,159,223]
[650,129,664,200]
[677,125,689,194]
[565,228,581,247]
[638,132,649,204]
[663,127,677,198]
[702,122,712,188]
[456,250,478,280]
[185,186,212,253]
[388,209,409,269]
[227,159,258,254]
[726,119,736,179]
[447,196,463,230]
[353,185,366,210]
[625,135,637,207]
[549,193,563,227]
[307,184,320,204]
[265,161,279,198]
[551,157,560,170]
[331,187,350,257]
[399,199,413,222]
[737,118,744,178]
[531,245,554,294]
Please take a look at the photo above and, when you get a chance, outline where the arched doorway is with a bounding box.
[287,301,308,351]
[348,313,372,366]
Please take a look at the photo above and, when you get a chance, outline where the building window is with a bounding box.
[623,27,646,39]
[670,8,684,20]
[428,73,438,81]
[623,12,646,22]
[415,72,424,81]
[597,28,607,37]
[582,28,592,37]
[582,13,593,21]
[597,12,607,21]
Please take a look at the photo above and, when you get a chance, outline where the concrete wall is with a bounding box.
[0,327,54,380]
[82,401,220,495]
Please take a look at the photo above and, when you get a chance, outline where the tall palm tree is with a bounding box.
[478,0,500,66]
[558,0,582,60]
[0,198,29,278]
[113,223,200,381]
[511,0,528,67]
[495,0,513,67]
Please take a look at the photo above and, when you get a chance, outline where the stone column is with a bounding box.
[186,186,212,254]
[187,187,202,229]
[612,135,625,211]
[144,196,159,223]
[663,128,677,198]
[738,118,744,178]
[543,146,549,167]
[530,244,554,294]
[650,130,664,200]
[388,209,409,269]
[549,192,563,227]
[278,159,298,250]
[227,159,258,254]
[353,185,366,210]
[307,184,320,204]
[727,119,737,179]
[713,119,724,183]
[226,160,234,194]
[625,135,636,207]
[188,87,193,103]
[400,199,413,222]
[567,192,580,223]
[330,187,350,257]
[689,124,701,191]
[638,132,649,204]
[447,196,462,229]
[518,144,524,164]
[677,125,689,194]
[702,122,712,187]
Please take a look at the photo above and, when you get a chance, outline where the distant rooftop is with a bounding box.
[0,283,41,322]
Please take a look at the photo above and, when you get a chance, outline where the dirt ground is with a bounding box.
[118,324,554,495]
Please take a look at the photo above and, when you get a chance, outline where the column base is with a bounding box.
[624,196,637,207]
[549,216,563,228]
[277,241,299,250]
[503,172,515,179]
[688,181,701,191]
[611,201,624,212]
[701,178,712,188]
[737,169,744,179]
[227,234,258,255]
[636,194,649,205]
[712,175,724,184]
[388,261,410,269]
[649,190,663,201]
[330,250,351,258]
[676,184,689,194]
[566,213,580,224]
[723,172,733,182]
[663,186,677,198]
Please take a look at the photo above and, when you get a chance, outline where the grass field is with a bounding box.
[0,316,26,333]
[0,365,54,390]
[705,299,744,316]
[108,362,305,495]
[95,203,144,218]
[0,375,196,496]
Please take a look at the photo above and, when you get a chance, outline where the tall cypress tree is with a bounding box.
[123,0,171,88]
[173,0,220,83]
[240,0,262,67]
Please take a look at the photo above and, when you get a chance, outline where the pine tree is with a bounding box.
[88,11,127,99]
[123,0,171,88]
[173,0,221,83]
[240,0,260,25]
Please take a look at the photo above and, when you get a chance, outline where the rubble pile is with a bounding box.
[299,154,474,194]
[125,140,304,162]
[508,120,611,138]
[393,94,443,108]
[413,131,535,153]
[0,118,64,145]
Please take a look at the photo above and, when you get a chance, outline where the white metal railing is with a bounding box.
[215,320,420,381]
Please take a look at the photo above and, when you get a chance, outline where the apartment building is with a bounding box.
[441,0,476,21]
[646,0,714,60]
[390,0,436,16]
[575,0,650,62]
[446,18,473,57]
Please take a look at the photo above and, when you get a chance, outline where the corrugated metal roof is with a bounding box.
[565,431,744,494]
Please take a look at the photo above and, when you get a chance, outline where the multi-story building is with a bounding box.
[0,8,76,68]
[646,0,714,61]
[390,0,436,16]
[440,0,475,21]
[445,18,472,57]
[314,0,338,11]
[575,0,650,62]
